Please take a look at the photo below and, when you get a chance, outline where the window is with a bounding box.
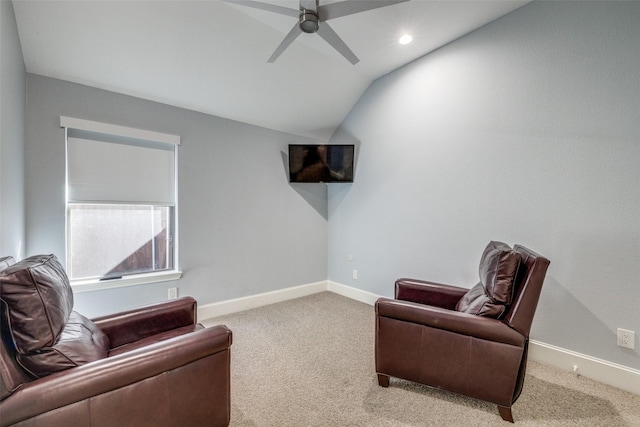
[61,117,180,288]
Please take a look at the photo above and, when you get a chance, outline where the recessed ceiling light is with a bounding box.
[399,34,413,45]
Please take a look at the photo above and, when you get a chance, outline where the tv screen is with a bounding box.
[289,144,354,183]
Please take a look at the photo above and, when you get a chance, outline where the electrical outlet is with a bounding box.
[168,287,178,300]
[353,270,358,280]
[617,328,635,349]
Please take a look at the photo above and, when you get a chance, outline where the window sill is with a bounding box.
[70,270,182,293]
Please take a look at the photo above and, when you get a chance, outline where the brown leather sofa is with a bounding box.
[375,242,550,422]
[0,254,232,427]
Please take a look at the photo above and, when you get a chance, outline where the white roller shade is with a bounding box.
[64,122,177,204]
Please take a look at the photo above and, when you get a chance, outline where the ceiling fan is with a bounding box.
[227,0,410,64]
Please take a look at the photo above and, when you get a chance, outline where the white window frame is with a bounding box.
[61,116,181,292]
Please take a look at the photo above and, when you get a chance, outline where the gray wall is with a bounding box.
[328,1,639,369]
[0,0,26,260]
[25,74,328,318]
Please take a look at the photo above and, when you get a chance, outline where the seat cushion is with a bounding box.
[17,311,110,378]
[0,254,74,353]
[456,241,521,318]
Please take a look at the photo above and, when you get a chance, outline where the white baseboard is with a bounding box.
[199,280,639,396]
[528,340,640,395]
[197,281,327,319]
[326,280,381,305]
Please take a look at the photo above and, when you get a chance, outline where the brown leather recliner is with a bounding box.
[0,254,232,427]
[375,242,550,423]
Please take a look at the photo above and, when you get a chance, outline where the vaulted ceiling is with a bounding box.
[12,0,528,140]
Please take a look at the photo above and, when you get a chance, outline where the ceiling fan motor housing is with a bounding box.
[300,9,319,33]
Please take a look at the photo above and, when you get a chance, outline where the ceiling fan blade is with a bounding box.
[268,23,303,63]
[316,22,359,65]
[224,0,298,18]
[318,0,409,21]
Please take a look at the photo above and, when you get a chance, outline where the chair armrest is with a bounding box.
[1,325,232,426]
[395,278,469,310]
[92,296,198,348]
[376,298,524,347]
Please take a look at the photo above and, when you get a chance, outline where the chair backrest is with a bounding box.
[501,245,550,337]
[1,304,34,400]
[1,255,33,400]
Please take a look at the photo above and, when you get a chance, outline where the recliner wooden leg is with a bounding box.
[377,374,390,387]
[497,406,514,423]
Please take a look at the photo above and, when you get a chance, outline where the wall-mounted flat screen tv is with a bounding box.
[289,144,355,183]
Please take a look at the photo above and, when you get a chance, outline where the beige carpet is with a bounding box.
[202,292,640,426]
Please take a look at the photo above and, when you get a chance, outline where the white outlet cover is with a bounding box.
[617,328,635,349]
